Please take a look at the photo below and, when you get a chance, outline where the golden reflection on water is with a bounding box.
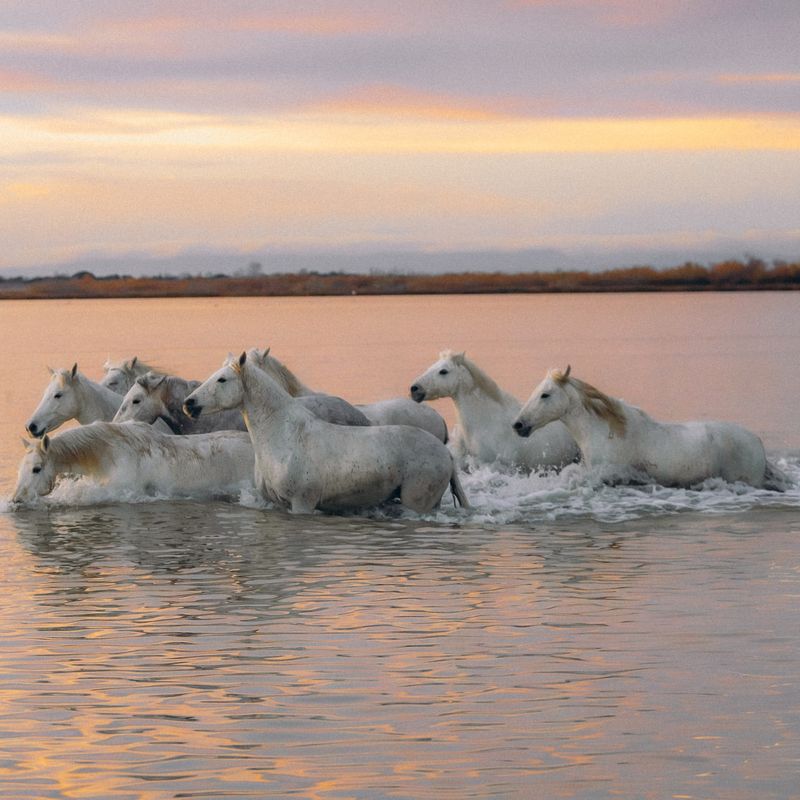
[0,506,799,797]
[0,294,799,797]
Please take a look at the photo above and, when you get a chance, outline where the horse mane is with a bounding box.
[258,354,307,397]
[137,373,197,400]
[47,422,205,473]
[105,357,164,376]
[554,370,627,436]
[441,350,506,404]
[46,424,119,474]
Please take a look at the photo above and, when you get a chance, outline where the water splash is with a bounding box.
[4,457,799,525]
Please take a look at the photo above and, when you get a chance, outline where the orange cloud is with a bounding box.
[314,85,519,122]
[3,110,799,160]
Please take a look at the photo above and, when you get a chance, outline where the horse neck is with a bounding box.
[75,375,122,423]
[240,363,294,432]
[559,382,630,461]
[49,429,112,479]
[450,366,520,435]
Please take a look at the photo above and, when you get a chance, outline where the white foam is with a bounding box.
[430,456,800,525]
[4,457,799,524]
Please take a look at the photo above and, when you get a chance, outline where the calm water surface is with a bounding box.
[0,293,799,799]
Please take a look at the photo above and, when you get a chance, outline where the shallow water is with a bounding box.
[1,293,799,798]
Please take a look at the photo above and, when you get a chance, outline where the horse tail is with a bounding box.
[764,460,790,493]
[449,466,469,509]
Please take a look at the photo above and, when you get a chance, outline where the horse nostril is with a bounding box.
[27,422,38,436]
[184,398,195,407]
[512,421,522,430]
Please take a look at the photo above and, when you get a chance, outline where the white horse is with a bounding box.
[512,365,784,489]
[410,350,578,471]
[114,369,369,432]
[12,421,254,506]
[101,356,162,394]
[249,347,448,442]
[113,372,248,434]
[27,364,122,438]
[183,352,468,514]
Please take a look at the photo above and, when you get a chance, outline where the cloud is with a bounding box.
[716,73,800,85]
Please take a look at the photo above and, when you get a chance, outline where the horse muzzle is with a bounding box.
[183,398,202,418]
[409,385,425,403]
[26,420,46,439]
[512,419,534,438]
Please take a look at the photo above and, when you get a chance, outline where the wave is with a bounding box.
[3,457,799,525]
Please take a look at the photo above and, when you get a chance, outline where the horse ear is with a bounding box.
[46,365,55,375]
[263,346,270,357]
[238,351,247,367]
[563,364,571,379]
[70,363,78,379]
[40,434,50,452]
[148,373,166,389]
[130,356,138,368]
[21,437,33,451]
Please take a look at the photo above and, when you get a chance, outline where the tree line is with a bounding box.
[1,257,799,299]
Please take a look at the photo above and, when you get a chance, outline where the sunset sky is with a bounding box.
[1,0,799,274]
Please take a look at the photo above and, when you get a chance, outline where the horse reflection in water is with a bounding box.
[12,421,254,506]
[513,365,787,489]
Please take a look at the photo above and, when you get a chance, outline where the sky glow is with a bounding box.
[1,1,798,273]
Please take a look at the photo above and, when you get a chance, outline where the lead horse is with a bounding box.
[183,352,468,514]
[512,365,786,489]
[248,348,448,443]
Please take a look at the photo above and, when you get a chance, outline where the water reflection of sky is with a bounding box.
[1,505,798,798]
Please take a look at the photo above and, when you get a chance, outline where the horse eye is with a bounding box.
[32,466,42,474]
[217,377,227,383]
[132,398,141,404]
[438,369,449,376]
[541,392,550,399]
[53,392,63,399]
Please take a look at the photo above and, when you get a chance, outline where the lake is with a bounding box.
[1,292,799,799]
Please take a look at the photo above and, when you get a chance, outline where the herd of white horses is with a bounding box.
[12,349,786,510]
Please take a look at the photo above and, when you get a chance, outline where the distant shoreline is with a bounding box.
[1,258,798,299]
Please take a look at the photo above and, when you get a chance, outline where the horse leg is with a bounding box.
[399,472,450,513]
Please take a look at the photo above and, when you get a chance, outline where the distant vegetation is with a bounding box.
[1,258,799,300]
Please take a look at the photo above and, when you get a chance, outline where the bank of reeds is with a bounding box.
[1,258,798,300]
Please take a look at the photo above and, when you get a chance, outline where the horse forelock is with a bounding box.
[568,376,627,436]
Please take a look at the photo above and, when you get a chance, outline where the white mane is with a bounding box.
[440,350,506,404]
[553,369,627,436]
